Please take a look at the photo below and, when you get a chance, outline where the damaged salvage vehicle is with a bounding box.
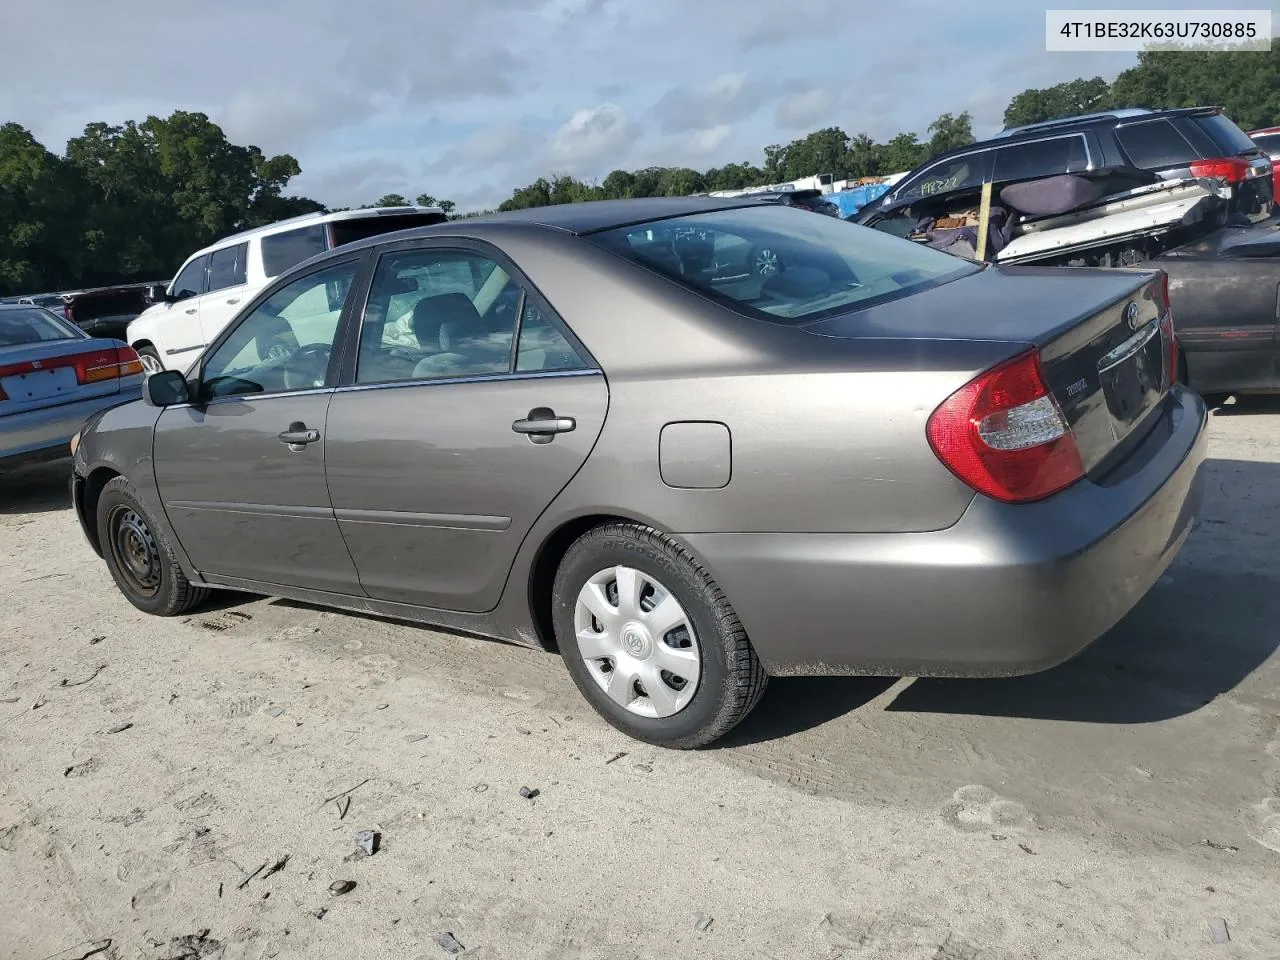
[855,106,1280,402]
[71,197,1206,748]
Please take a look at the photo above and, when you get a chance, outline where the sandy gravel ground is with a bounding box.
[2,400,1280,960]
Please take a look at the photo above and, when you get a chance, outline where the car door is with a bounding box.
[199,241,252,347]
[324,241,608,613]
[161,254,210,367]
[152,256,367,593]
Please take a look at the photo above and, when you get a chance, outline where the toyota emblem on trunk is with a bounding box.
[1124,301,1140,329]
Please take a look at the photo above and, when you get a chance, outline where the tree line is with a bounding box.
[2,48,1277,296]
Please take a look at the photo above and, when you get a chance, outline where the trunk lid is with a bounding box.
[801,264,1175,477]
[0,337,126,416]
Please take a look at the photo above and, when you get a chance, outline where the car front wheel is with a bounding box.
[96,476,209,616]
[136,346,164,375]
[552,522,767,748]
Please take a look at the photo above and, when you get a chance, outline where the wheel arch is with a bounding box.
[79,465,123,556]
[526,511,668,654]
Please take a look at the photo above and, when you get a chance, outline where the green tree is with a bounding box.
[376,193,410,207]
[1003,77,1111,128]
[926,111,975,158]
[1109,49,1280,130]
[879,132,927,173]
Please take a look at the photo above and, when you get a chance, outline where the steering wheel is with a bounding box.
[282,344,331,391]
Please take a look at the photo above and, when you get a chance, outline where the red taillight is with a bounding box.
[1190,156,1251,183]
[0,346,144,386]
[63,304,74,323]
[926,349,1085,504]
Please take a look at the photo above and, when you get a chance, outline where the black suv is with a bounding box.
[855,106,1274,228]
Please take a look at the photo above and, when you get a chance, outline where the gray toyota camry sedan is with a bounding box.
[70,197,1207,748]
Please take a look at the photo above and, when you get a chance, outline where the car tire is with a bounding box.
[136,345,164,375]
[96,476,209,616]
[552,522,768,749]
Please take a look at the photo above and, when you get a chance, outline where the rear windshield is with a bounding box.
[261,224,330,278]
[0,308,81,346]
[1192,113,1258,155]
[588,205,979,324]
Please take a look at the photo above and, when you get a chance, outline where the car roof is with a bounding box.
[937,106,1229,162]
[453,196,771,234]
[282,195,779,275]
[191,205,448,258]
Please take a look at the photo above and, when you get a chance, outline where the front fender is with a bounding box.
[73,401,206,585]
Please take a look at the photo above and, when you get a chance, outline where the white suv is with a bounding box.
[127,206,447,373]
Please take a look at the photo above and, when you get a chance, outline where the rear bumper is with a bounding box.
[0,387,140,468]
[681,385,1208,678]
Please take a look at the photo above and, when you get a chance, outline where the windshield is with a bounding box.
[0,308,82,346]
[588,205,979,324]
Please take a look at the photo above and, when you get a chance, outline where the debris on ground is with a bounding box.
[237,861,268,889]
[329,880,356,896]
[519,786,539,800]
[336,796,351,820]
[404,734,429,744]
[1201,839,1239,853]
[991,834,1007,841]
[158,930,221,958]
[347,829,380,860]
[696,915,714,932]
[516,726,531,735]
[59,665,105,688]
[1208,917,1230,944]
[313,906,328,920]
[63,760,94,778]
[105,722,133,734]
[376,704,389,710]
[263,854,289,878]
[435,931,465,954]
[31,695,47,711]
[1018,843,1036,855]
[472,784,488,793]
[605,751,627,765]
[0,696,19,704]
[634,763,653,774]
[321,778,371,807]
[265,706,285,718]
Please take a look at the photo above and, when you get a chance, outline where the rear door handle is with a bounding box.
[512,410,575,444]
[227,297,240,305]
[184,307,197,315]
[278,422,321,450]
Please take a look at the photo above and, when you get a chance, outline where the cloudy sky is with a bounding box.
[0,0,1266,211]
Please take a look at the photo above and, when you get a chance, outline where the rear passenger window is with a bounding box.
[206,243,248,292]
[516,299,589,373]
[1115,120,1198,168]
[993,136,1088,182]
[356,249,519,384]
[261,225,329,278]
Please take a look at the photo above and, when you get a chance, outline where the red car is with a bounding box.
[1246,126,1280,203]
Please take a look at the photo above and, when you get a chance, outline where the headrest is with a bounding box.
[411,293,482,351]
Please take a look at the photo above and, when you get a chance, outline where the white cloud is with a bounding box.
[427,123,545,175]
[776,88,832,131]
[551,104,636,170]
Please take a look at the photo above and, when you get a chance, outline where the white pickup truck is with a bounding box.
[127,206,447,373]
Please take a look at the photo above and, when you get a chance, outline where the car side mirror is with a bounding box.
[143,369,190,407]
[145,284,171,305]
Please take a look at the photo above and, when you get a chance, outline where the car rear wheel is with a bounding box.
[97,476,209,616]
[751,246,782,277]
[136,346,164,375]
[552,522,767,748]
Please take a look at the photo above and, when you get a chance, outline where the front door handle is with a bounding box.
[184,307,197,315]
[278,422,321,451]
[512,408,575,444]
[227,297,240,305]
